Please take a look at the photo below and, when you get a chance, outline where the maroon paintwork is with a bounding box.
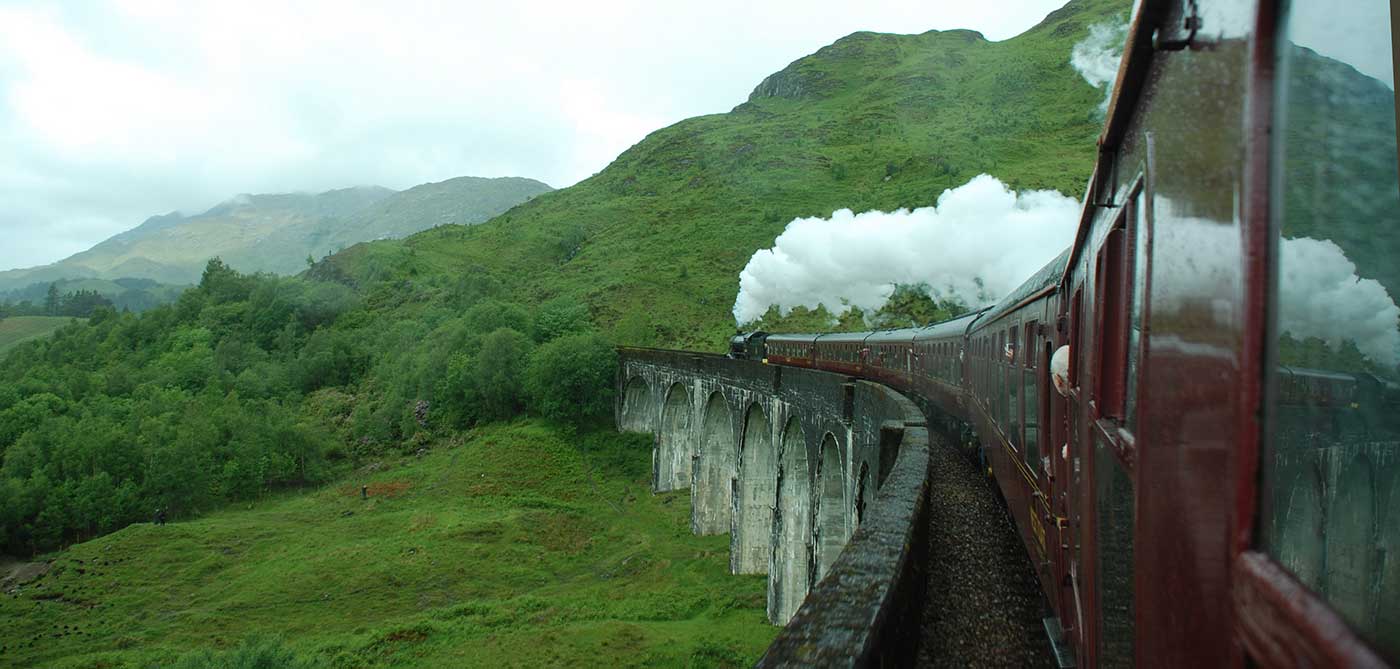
[735,0,1395,665]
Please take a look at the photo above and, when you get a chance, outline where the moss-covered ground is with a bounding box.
[0,422,774,668]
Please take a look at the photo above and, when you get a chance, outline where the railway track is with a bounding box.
[918,427,1054,667]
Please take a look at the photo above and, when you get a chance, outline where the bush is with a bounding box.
[533,297,593,343]
[526,332,616,426]
[472,328,533,421]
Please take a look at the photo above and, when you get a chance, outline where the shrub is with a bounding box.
[526,332,616,426]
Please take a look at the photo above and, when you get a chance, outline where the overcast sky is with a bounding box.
[0,0,1078,272]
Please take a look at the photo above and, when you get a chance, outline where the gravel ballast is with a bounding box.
[917,427,1057,667]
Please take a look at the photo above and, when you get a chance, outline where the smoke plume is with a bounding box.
[1071,21,1129,114]
[732,174,1080,325]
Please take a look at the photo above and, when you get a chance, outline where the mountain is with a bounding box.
[315,0,1129,350]
[0,177,552,295]
[256,177,557,264]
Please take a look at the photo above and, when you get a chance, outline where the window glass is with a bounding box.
[1096,433,1135,666]
[1008,348,1020,449]
[1125,191,1147,431]
[1263,0,1399,660]
[1096,225,1129,419]
[1024,323,1040,468]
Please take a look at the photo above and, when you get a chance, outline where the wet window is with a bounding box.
[1007,326,1020,448]
[1125,189,1147,430]
[1096,432,1135,666]
[1263,0,1400,660]
[1095,222,1129,420]
[1025,322,1040,468]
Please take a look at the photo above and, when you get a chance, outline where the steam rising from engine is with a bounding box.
[732,174,1080,325]
[1071,21,1129,114]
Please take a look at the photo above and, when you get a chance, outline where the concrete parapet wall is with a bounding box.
[616,347,930,661]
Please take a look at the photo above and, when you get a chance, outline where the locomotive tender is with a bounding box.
[732,0,1400,665]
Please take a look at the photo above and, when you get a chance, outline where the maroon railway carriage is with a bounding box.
[731,0,1399,664]
[911,309,989,423]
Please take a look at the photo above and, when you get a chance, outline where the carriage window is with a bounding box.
[1007,326,1019,448]
[1024,322,1040,469]
[1262,0,1400,659]
[1125,189,1147,431]
[1095,218,1130,421]
[1096,433,1135,666]
[996,331,1006,431]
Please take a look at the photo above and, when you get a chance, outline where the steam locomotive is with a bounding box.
[730,0,1400,665]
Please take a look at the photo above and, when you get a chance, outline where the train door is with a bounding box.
[1085,184,1144,667]
[1063,283,1087,655]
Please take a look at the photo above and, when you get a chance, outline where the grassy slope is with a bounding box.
[1,423,773,668]
[0,317,83,356]
[317,0,1129,351]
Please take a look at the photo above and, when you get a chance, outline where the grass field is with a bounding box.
[0,422,775,668]
[0,317,82,356]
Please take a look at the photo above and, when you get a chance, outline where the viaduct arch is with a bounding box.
[616,347,932,655]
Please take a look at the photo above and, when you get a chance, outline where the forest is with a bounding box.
[0,284,115,319]
[0,259,616,555]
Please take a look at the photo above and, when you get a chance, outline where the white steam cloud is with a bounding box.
[1071,21,1129,114]
[732,174,1080,325]
[1279,237,1400,367]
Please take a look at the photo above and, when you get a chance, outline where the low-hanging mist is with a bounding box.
[732,174,1082,325]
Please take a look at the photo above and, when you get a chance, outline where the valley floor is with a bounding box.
[0,422,774,668]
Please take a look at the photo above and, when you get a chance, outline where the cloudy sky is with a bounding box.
[0,0,1078,272]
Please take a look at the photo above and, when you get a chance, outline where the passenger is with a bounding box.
[1050,345,1071,396]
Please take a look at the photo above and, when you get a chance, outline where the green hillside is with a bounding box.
[316,0,1129,350]
[0,317,81,355]
[0,423,774,668]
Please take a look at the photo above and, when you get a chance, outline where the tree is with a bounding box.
[471,328,533,421]
[871,283,969,328]
[533,297,592,343]
[44,283,61,316]
[526,332,616,426]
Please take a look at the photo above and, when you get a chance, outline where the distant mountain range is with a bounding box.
[0,176,552,300]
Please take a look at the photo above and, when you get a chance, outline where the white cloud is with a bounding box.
[0,0,1073,271]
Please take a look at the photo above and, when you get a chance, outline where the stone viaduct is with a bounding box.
[616,347,933,665]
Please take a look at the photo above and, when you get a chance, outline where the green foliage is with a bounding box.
[533,296,593,343]
[871,283,970,328]
[171,636,320,669]
[472,328,534,422]
[0,423,774,668]
[527,332,617,426]
[464,299,532,338]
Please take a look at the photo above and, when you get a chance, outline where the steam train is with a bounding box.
[730,0,1400,665]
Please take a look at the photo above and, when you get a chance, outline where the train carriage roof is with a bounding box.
[864,327,922,344]
[814,331,871,344]
[766,332,820,345]
[976,247,1071,328]
[913,307,991,342]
